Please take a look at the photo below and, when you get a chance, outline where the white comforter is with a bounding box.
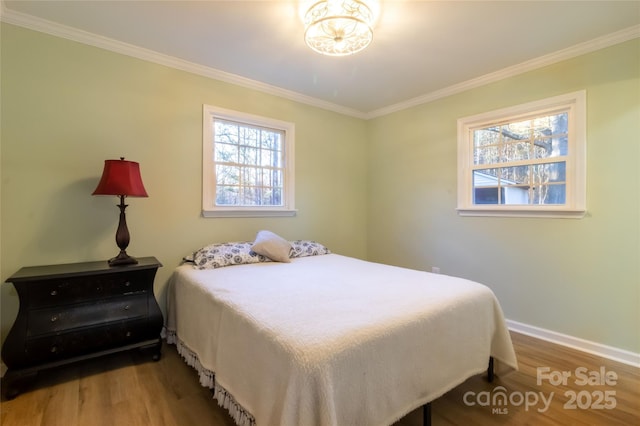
[166,254,517,426]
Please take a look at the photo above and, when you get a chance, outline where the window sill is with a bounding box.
[202,208,297,218]
[456,208,586,219]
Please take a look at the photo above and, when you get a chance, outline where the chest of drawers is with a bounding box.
[1,257,163,398]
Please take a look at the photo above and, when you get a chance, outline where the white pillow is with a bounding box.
[251,230,292,263]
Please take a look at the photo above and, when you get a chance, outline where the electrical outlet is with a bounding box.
[431,267,440,274]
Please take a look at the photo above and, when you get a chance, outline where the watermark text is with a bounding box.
[463,366,618,415]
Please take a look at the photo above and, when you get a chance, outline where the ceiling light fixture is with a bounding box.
[303,0,376,56]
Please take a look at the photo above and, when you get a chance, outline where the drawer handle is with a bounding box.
[125,331,132,337]
[50,315,59,322]
[124,305,130,311]
[50,290,58,296]
[50,346,57,353]
[124,281,131,287]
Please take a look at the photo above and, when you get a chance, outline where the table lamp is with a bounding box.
[92,157,148,266]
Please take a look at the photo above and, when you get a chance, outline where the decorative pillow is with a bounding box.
[192,241,271,270]
[289,240,331,258]
[251,230,292,263]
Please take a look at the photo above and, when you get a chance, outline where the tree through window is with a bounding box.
[214,119,284,206]
[202,105,296,217]
[472,112,568,205]
[457,91,586,218]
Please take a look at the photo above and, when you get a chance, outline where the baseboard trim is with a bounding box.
[507,319,640,368]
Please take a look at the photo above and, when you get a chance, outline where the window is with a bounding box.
[457,91,586,218]
[202,105,295,217]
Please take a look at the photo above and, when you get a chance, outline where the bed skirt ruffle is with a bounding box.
[164,328,256,426]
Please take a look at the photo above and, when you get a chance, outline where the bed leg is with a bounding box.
[423,402,431,426]
[487,356,495,382]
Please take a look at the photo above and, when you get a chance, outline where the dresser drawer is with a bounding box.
[24,319,153,364]
[27,270,150,308]
[27,294,148,337]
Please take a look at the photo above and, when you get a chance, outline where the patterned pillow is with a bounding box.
[289,240,331,258]
[192,241,272,270]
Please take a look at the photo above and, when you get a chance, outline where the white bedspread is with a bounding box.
[166,254,517,426]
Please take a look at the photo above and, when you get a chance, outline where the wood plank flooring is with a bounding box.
[1,332,638,425]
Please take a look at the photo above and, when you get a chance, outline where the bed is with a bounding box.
[165,237,518,426]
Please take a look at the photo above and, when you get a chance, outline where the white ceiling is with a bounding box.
[3,1,639,117]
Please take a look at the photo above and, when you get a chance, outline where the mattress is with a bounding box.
[166,253,517,426]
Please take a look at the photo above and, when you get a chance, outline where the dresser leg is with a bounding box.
[151,344,161,361]
[2,378,20,400]
[152,340,162,361]
[2,369,38,400]
[135,338,162,362]
[149,337,162,361]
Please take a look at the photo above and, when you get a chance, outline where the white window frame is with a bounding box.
[202,105,296,217]
[457,91,587,218]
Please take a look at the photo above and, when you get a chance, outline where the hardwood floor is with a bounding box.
[1,332,638,425]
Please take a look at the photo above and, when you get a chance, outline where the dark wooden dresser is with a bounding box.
[1,256,163,398]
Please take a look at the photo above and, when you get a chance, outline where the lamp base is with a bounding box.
[108,251,138,266]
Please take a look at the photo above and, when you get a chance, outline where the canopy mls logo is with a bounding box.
[463,366,618,415]
[463,386,553,414]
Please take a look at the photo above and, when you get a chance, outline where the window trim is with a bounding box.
[202,105,296,218]
[456,91,587,218]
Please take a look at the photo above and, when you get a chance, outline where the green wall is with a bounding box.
[1,23,639,355]
[0,24,368,341]
[367,39,640,353]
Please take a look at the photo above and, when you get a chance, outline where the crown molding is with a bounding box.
[1,3,637,120]
[0,4,368,119]
[366,24,640,119]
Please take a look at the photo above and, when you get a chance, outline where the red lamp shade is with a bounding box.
[92,158,148,197]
